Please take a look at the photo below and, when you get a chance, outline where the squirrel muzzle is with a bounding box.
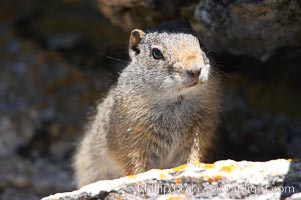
[183,60,210,87]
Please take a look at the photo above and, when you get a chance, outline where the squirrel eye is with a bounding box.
[151,48,163,60]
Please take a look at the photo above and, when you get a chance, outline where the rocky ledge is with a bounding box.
[42,159,301,200]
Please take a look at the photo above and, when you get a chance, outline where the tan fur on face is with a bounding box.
[160,34,205,72]
[182,53,202,68]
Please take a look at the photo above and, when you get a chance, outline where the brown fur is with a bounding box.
[74,22,222,187]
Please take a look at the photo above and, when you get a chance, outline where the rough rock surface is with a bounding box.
[43,159,301,200]
[98,0,301,57]
[0,31,83,200]
[194,0,301,57]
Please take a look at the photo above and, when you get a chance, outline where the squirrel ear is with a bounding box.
[129,29,145,54]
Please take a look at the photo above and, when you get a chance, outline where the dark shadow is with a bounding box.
[281,159,301,199]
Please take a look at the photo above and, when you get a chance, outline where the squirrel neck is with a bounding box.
[113,78,206,127]
[113,85,200,135]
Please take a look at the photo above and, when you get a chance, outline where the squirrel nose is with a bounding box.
[185,69,201,79]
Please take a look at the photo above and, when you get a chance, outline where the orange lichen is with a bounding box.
[159,173,167,179]
[206,175,222,183]
[204,164,215,169]
[175,178,181,185]
[172,164,187,172]
[166,195,183,200]
[221,165,235,173]
[127,175,137,179]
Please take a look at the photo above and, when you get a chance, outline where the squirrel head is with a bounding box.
[124,22,211,98]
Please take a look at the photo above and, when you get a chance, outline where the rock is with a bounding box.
[98,0,301,57]
[42,159,301,200]
[193,0,301,57]
[45,33,85,50]
[0,26,103,200]
[97,0,194,31]
[0,156,73,200]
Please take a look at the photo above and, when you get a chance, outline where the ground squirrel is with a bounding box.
[74,22,222,187]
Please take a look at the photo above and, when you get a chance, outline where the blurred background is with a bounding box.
[0,0,300,199]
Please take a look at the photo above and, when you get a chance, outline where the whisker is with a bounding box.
[104,55,129,64]
[205,49,212,54]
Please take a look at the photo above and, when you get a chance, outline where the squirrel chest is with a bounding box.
[107,95,202,170]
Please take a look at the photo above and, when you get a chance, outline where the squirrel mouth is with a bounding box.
[183,80,199,88]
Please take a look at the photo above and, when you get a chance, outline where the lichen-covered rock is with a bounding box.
[42,159,301,200]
